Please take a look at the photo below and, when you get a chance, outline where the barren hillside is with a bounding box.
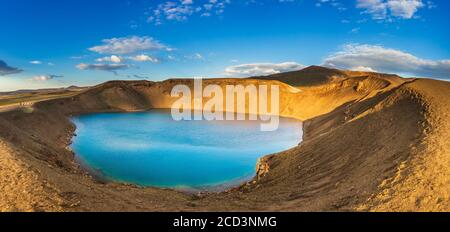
[0,66,448,211]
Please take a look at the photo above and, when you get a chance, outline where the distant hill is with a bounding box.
[0,85,87,96]
[252,65,404,87]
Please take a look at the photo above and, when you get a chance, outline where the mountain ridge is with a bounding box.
[252,65,405,87]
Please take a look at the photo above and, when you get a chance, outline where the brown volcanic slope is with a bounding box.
[0,66,449,212]
[253,65,349,87]
[254,65,406,87]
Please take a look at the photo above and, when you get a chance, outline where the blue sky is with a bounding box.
[0,0,449,91]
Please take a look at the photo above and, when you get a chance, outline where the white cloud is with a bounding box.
[89,36,169,54]
[356,0,425,20]
[185,53,204,60]
[426,1,437,9]
[350,27,360,33]
[31,74,62,81]
[224,62,305,77]
[387,0,424,18]
[147,0,230,25]
[94,54,159,63]
[357,0,387,19]
[96,55,124,63]
[76,63,130,74]
[314,0,347,11]
[350,66,378,72]
[30,60,56,66]
[129,54,159,63]
[323,44,450,79]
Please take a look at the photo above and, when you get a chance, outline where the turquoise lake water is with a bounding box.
[71,110,302,191]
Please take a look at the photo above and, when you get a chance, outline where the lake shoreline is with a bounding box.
[70,110,302,192]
